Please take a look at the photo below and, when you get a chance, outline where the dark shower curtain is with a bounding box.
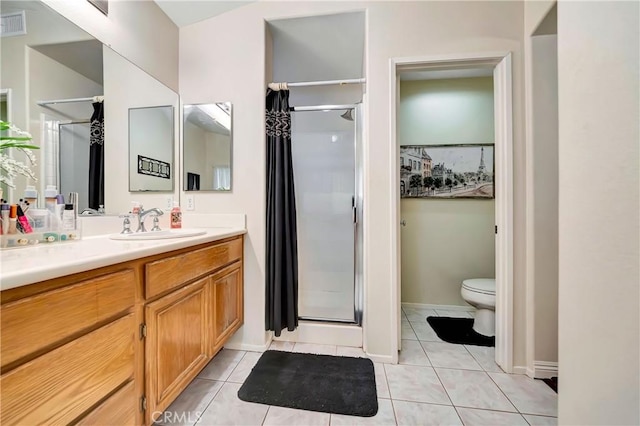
[89,101,104,210]
[265,88,299,337]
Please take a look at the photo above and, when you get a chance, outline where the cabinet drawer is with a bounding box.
[0,314,135,426]
[77,381,136,426]
[146,237,241,298]
[1,269,135,368]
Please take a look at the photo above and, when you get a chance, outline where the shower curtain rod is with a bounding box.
[290,104,358,112]
[37,95,104,106]
[268,78,365,90]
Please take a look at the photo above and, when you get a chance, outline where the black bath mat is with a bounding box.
[237,350,378,417]
[542,376,558,393]
[427,316,495,347]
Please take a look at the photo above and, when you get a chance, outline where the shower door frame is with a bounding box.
[290,103,364,326]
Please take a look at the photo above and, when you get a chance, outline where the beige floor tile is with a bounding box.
[153,378,223,426]
[226,351,262,383]
[393,400,462,425]
[263,406,330,426]
[398,340,430,366]
[196,382,268,426]
[292,342,337,355]
[421,341,482,371]
[197,349,246,381]
[435,368,516,412]
[384,364,450,405]
[456,407,528,425]
[488,373,558,417]
[330,398,397,425]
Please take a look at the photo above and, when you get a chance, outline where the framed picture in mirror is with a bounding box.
[183,102,232,192]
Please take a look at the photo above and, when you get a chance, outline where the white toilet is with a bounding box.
[460,278,496,337]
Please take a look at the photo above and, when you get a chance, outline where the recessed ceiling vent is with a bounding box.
[1,11,27,37]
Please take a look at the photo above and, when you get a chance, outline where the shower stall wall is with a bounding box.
[290,104,363,324]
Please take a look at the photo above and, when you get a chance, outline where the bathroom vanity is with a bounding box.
[0,229,245,425]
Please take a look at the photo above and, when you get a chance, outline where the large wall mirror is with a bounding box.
[0,0,178,214]
[129,106,174,192]
[183,102,232,191]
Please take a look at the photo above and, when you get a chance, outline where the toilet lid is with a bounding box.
[462,278,496,295]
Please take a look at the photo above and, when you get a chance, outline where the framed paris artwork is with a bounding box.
[400,144,494,199]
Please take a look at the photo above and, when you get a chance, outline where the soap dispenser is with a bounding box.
[170,202,182,229]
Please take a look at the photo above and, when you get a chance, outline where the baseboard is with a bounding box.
[367,353,396,364]
[224,342,270,352]
[512,365,528,375]
[527,361,558,379]
[402,302,474,311]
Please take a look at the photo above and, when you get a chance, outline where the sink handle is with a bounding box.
[119,214,133,234]
[151,215,162,232]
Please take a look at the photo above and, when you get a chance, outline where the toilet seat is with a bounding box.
[462,278,495,296]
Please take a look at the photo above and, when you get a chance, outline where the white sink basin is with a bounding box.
[109,229,207,240]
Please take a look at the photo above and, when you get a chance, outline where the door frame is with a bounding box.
[389,52,514,372]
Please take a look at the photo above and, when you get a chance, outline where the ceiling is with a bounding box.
[153,0,254,27]
[400,68,494,81]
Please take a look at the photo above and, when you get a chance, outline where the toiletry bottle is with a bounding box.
[62,204,76,230]
[44,185,58,213]
[16,205,33,233]
[131,202,140,215]
[170,202,182,229]
[8,205,18,234]
[24,185,38,208]
[1,204,9,235]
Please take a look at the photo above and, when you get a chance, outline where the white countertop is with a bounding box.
[0,227,246,291]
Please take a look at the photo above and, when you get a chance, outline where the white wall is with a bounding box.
[530,34,558,366]
[557,1,639,424]
[183,121,207,187]
[180,1,525,361]
[103,47,179,215]
[399,78,495,306]
[128,106,174,192]
[42,0,179,90]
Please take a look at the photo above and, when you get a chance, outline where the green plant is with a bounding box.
[0,120,39,189]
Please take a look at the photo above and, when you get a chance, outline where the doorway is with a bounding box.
[390,53,514,372]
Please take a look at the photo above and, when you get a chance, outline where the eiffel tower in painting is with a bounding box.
[477,146,486,174]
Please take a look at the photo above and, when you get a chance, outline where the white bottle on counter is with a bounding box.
[62,204,76,230]
[44,185,58,213]
[24,185,38,208]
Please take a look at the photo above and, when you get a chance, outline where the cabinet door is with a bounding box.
[211,262,243,353]
[145,277,209,422]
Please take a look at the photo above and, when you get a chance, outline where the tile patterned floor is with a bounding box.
[154,305,557,426]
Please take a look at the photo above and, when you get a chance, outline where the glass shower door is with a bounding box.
[291,109,356,322]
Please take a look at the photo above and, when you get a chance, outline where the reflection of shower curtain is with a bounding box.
[265,88,299,337]
[89,101,104,209]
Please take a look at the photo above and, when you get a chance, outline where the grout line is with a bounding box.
[453,406,468,425]
[381,363,394,400]
[486,371,525,415]
[260,406,271,426]
[431,366,456,407]
[388,397,400,426]
[192,380,226,426]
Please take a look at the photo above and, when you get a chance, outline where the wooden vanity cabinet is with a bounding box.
[143,235,244,424]
[145,276,211,419]
[0,234,244,426]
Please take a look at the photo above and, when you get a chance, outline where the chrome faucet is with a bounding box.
[137,207,164,232]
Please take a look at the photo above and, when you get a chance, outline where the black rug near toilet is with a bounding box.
[237,350,378,417]
[427,316,495,347]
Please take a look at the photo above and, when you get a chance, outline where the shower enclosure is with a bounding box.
[290,104,363,324]
[42,118,91,212]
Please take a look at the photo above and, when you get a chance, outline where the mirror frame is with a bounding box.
[128,104,175,193]
[182,102,233,192]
